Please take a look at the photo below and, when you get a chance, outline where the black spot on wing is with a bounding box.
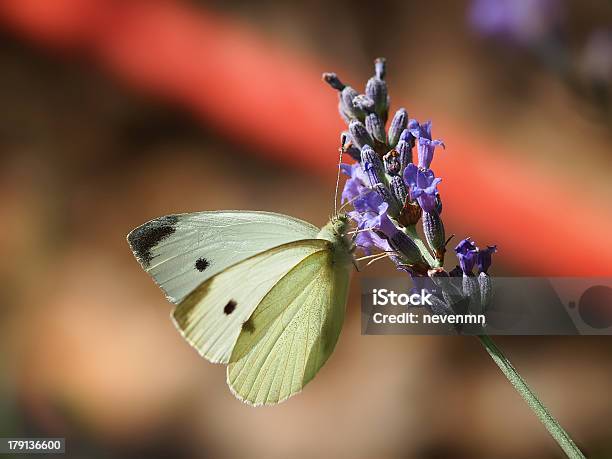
[128,215,179,267]
[224,300,237,315]
[195,257,210,272]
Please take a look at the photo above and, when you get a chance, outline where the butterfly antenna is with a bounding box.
[333,135,346,217]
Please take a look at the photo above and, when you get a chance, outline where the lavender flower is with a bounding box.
[340,163,368,203]
[455,237,477,254]
[477,245,498,274]
[325,58,497,310]
[417,138,445,170]
[408,120,445,169]
[322,61,585,459]
[457,250,478,275]
[404,165,442,213]
[455,238,479,275]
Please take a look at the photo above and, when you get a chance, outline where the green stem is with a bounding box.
[403,225,439,267]
[477,334,585,459]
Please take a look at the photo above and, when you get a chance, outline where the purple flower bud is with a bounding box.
[365,77,389,122]
[365,113,386,144]
[375,203,423,264]
[360,145,385,187]
[388,108,408,148]
[390,175,407,205]
[406,167,442,213]
[383,151,402,176]
[341,86,366,121]
[374,57,386,80]
[422,210,446,261]
[352,94,375,113]
[349,120,373,150]
[322,72,346,91]
[373,183,401,216]
[395,139,413,168]
[476,245,497,274]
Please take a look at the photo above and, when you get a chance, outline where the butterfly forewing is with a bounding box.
[127,211,319,303]
[172,239,330,364]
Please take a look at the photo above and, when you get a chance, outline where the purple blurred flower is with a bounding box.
[468,0,564,45]
[403,165,442,213]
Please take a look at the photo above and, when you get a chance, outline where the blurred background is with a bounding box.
[0,0,611,457]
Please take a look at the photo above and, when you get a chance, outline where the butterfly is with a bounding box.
[127,210,355,405]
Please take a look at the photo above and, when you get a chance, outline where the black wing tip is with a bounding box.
[127,215,180,267]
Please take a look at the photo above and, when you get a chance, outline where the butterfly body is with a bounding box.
[128,211,354,405]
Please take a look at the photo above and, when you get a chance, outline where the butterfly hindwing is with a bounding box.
[127,211,319,304]
[226,244,352,406]
[172,239,330,364]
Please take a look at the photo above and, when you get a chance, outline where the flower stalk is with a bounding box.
[478,334,585,459]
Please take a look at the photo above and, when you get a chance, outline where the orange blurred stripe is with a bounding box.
[1,0,611,275]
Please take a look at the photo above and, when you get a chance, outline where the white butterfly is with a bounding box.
[127,211,355,406]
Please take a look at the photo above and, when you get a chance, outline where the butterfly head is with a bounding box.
[330,213,350,236]
[318,213,354,261]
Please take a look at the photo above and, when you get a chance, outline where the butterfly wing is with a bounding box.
[226,245,352,406]
[127,211,319,303]
[172,239,331,364]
